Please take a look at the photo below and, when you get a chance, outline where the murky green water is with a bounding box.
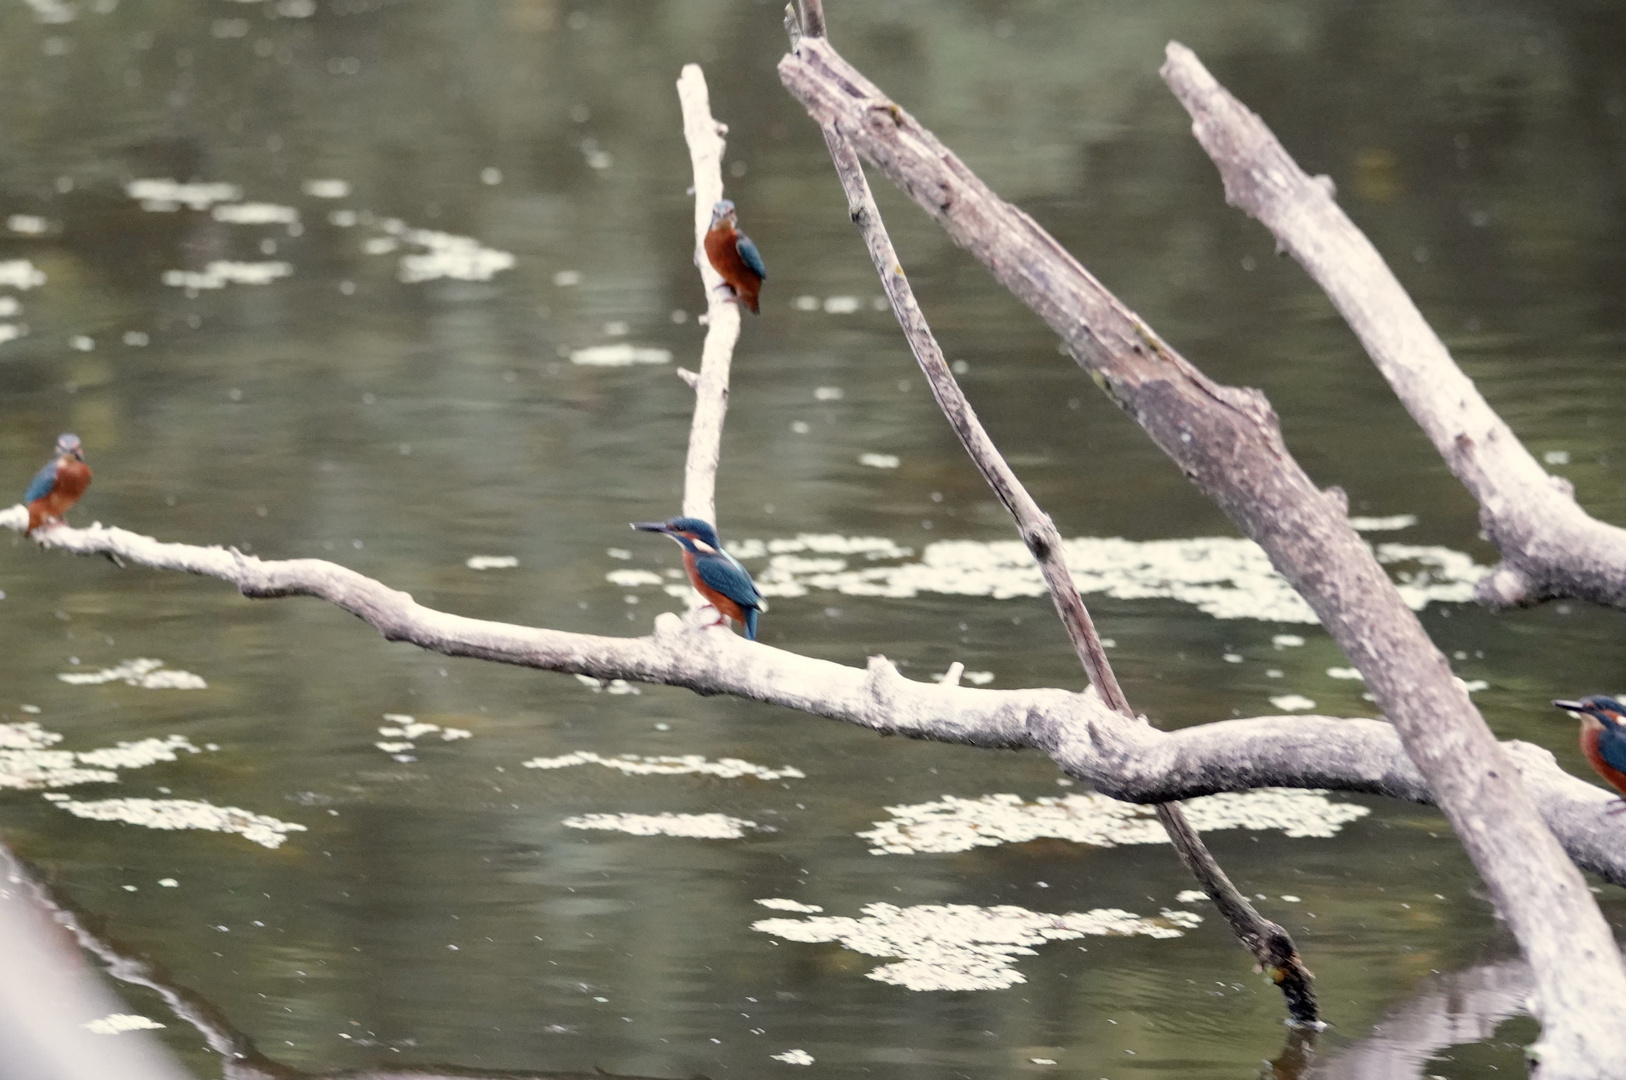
[3,1,1625,1077]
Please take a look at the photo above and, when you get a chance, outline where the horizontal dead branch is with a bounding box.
[9,506,1626,886]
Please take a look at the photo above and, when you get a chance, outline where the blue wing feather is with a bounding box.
[694,553,761,610]
[23,458,57,504]
[1597,725,1626,775]
[735,235,766,281]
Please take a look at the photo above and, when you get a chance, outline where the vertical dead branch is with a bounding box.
[675,65,742,526]
[779,32,1626,1075]
[787,2,1318,1026]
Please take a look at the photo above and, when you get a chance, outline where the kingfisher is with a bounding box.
[1552,696,1626,808]
[633,516,766,640]
[23,433,91,535]
[703,199,766,314]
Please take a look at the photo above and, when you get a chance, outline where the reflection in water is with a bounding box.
[0,0,1621,1077]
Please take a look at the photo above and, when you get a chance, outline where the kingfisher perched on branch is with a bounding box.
[23,433,91,534]
[633,516,766,640]
[1552,695,1626,808]
[703,199,766,314]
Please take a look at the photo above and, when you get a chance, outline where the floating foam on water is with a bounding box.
[606,569,663,587]
[379,220,514,283]
[771,1049,814,1065]
[752,901,1202,991]
[858,789,1368,855]
[58,658,206,689]
[858,453,900,469]
[84,1013,165,1035]
[7,215,48,235]
[572,675,641,695]
[50,797,307,848]
[1349,515,1418,531]
[211,202,299,225]
[0,260,47,289]
[757,898,824,913]
[562,812,757,839]
[1273,634,1306,648]
[822,296,861,314]
[1326,667,1363,681]
[466,555,518,570]
[1175,889,1208,904]
[162,261,292,290]
[523,751,804,781]
[646,534,1489,622]
[1269,694,1317,712]
[0,721,203,791]
[126,179,243,212]
[302,178,350,199]
[570,344,672,366]
[24,0,76,23]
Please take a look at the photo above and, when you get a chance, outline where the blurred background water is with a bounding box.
[1,1,1624,1077]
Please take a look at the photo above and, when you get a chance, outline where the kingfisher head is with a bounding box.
[1554,695,1626,729]
[633,516,724,555]
[54,433,83,462]
[709,199,737,230]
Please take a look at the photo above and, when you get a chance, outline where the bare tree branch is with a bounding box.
[675,65,741,527]
[777,35,1626,1075]
[8,506,1626,888]
[1159,43,1626,613]
[788,0,1316,1027]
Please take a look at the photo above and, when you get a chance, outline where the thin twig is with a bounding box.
[675,65,740,526]
[789,2,1316,1024]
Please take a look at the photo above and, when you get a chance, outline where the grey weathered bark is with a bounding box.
[788,0,1315,1026]
[1159,43,1626,613]
[777,34,1626,1077]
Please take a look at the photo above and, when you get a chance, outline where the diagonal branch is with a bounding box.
[777,34,1626,1074]
[1159,43,1626,612]
[787,0,1315,1026]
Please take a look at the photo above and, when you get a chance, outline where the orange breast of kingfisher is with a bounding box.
[704,225,761,314]
[28,459,91,532]
[682,550,746,626]
[1581,724,1626,797]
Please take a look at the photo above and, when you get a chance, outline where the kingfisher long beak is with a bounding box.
[1553,699,1587,714]
[632,522,672,534]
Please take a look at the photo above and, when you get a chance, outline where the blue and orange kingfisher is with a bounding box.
[1552,696,1626,809]
[703,200,766,314]
[633,516,765,640]
[23,433,91,535]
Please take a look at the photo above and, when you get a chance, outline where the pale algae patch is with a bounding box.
[84,1013,165,1035]
[45,796,306,849]
[752,901,1203,991]
[0,721,202,791]
[59,658,207,689]
[161,261,293,290]
[562,812,758,839]
[377,218,514,283]
[126,179,243,211]
[375,714,471,760]
[613,533,1485,623]
[523,751,804,781]
[756,898,824,913]
[859,790,1369,855]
